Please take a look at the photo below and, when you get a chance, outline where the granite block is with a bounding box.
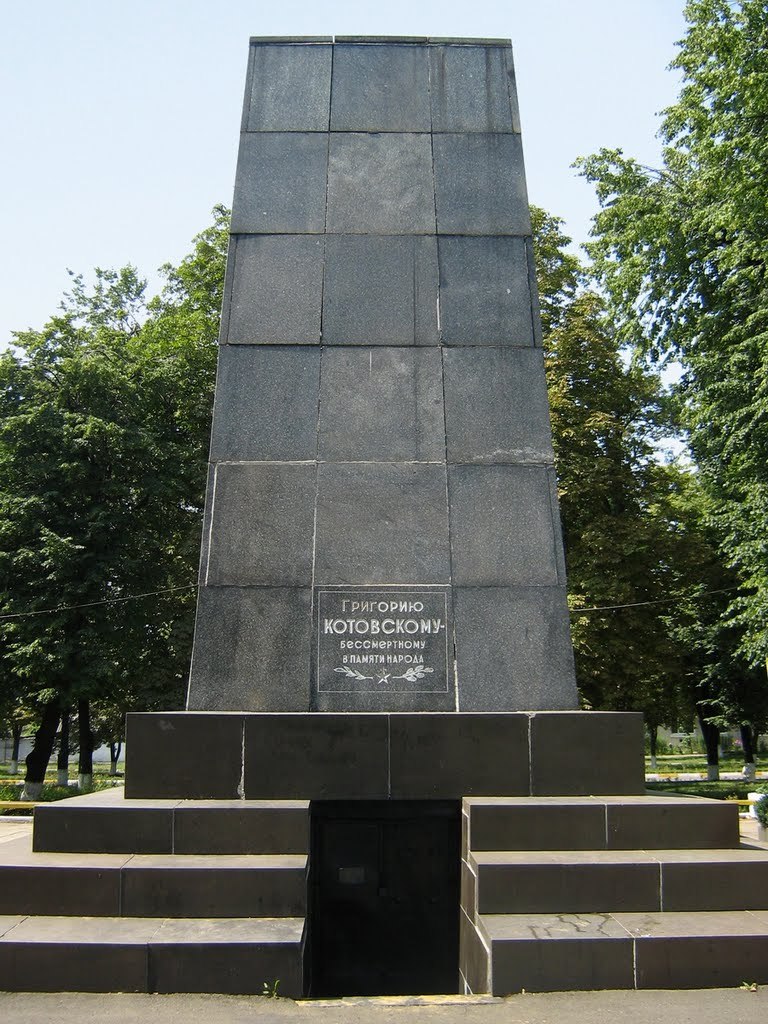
[438,236,534,345]
[448,465,562,586]
[321,235,439,345]
[330,43,430,131]
[389,713,529,797]
[209,345,320,461]
[0,917,156,993]
[318,347,444,461]
[606,797,740,850]
[473,851,660,914]
[453,588,578,711]
[530,712,646,795]
[461,860,477,917]
[443,347,554,464]
[484,914,634,994]
[125,713,244,799]
[246,42,331,131]
[0,864,122,916]
[618,911,768,989]
[225,235,324,345]
[314,463,450,585]
[187,587,312,712]
[244,714,389,798]
[466,798,606,852]
[433,134,530,235]
[231,133,328,235]
[173,802,309,855]
[326,134,435,234]
[430,45,514,132]
[460,909,490,994]
[32,805,173,855]
[205,463,316,586]
[659,852,768,911]
[121,856,306,918]
[149,917,304,997]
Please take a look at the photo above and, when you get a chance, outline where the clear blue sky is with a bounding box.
[0,0,687,347]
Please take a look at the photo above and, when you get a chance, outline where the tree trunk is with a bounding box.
[22,700,60,800]
[77,698,94,791]
[740,723,756,781]
[697,710,720,781]
[648,723,658,772]
[109,741,122,776]
[56,707,70,787]
[10,723,22,775]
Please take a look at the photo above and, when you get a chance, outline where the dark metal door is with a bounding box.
[309,801,460,996]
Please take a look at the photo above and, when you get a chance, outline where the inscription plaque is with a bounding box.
[316,589,450,694]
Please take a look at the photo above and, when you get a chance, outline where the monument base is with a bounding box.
[123,711,646,800]
[3,710,768,996]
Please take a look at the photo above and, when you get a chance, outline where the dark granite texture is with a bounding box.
[326,133,435,233]
[529,713,646,795]
[209,345,320,462]
[438,236,534,345]
[473,853,661,914]
[485,915,634,994]
[149,918,304,996]
[453,588,579,711]
[186,587,312,712]
[433,133,529,235]
[205,463,316,586]
[330,43,430,131]
[448,465,563,586]
[443,347,554,464]
[389,714,529,797]
[173,803,309,855]
[245,42,332,131]
[314,463,451,585]
[225,235,324,345]
[244,714,389,799]
[125,713,244,799]
[466,798,606,852]
[318,347,444,461]
[231,133,328,234]
[430,44,515,132]
[321,235,439,345]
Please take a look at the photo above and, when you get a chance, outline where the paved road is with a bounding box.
[1,989,767,1024]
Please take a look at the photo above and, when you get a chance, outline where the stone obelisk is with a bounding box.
[186,37,578,714]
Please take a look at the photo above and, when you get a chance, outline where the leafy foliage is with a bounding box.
[0,206,228,750]
[578,0,768,664]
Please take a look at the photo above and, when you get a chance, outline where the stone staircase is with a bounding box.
[0,790,309,995]
[460,795,768,993]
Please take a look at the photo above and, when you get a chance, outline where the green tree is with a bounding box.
[577,0,768,666]
[532,208,687,730]
[0,206,228,794]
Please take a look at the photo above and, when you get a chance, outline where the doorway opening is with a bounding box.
[308,800,461,997]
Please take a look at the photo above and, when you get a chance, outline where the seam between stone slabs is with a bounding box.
[203,463,219,586]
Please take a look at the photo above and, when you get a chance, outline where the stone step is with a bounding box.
[0,914,304,995]
[463,795,740,852]
[0,835,306,918]
[462,910,768,994]
[32,788,309,855]
[466,847,768,915]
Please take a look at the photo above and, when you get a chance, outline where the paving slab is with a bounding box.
[1,989,767,1024]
